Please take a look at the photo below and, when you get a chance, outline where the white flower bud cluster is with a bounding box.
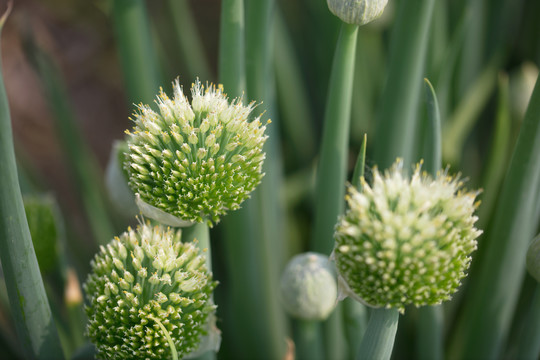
[83,223,217,359]
[333,160,481,312]
[125,79,268,226]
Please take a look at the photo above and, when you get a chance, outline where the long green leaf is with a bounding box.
[417,78,443,360]
[345,134,369,357]
[449,74,540,359]
[0,3,64,358]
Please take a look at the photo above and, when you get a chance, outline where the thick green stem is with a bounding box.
[372,0,435,169]
[182,222,215,360]
[112,0,161,105]
[417,306,443,360]
[0,3,64,359]
[310,22,358,360]
[312,23,358,255]
[515,285,540,360]
[219,0,245,95]
[293,319,324,360]
[183,223,211,271]
[343,297,368,358]
[357,308,399,360]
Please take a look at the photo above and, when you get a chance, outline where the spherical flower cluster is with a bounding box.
[327,0,388,25]
[333,160,481,312]
[125,79,268,226]
[83,223,217,359]
[280,252,337,321]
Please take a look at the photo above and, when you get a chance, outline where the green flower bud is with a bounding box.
[333,160,481,313]
[280,252,337,320]
[526,233,540,283]
[83,223,218,359]
[327,0,388,25]
[125,79,268,226]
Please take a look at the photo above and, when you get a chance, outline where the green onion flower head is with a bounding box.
[526,233,540,283]
[327,0,388,25]
[125,79,269,226]
[83,222,218,359]
[280,252,337,321]
[333,160,481,313]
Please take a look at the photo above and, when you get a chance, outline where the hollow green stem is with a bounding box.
[357,308,399,360]
[515,285,540,360]
[182,223,211,271]
[312,22,358,255]
[218,0,245,95]
[417,306,443,360]
[112,0,161,104]
[182,226,216,356]
[293,319,324,360]
[0,3,64,358]
[310,22,358,360]
[343,297,368,358]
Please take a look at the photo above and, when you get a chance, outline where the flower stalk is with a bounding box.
[0,2,64,358]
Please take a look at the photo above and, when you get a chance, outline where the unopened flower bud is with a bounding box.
[280,252,337,320]
[327,0,388,25]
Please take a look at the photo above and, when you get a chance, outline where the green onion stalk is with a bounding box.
[0,2,65,359]
[313,0,390,357]
[333,159,481,360]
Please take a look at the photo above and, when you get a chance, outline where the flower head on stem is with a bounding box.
[327,0,389,25]
[125,79,269,226]
[333,160,482,313]
[83,222,218,360]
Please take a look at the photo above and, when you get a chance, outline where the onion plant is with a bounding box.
[1,0,540,359]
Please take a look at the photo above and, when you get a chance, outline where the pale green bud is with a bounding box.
[280,252,337,320]
[327,0,388,25]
